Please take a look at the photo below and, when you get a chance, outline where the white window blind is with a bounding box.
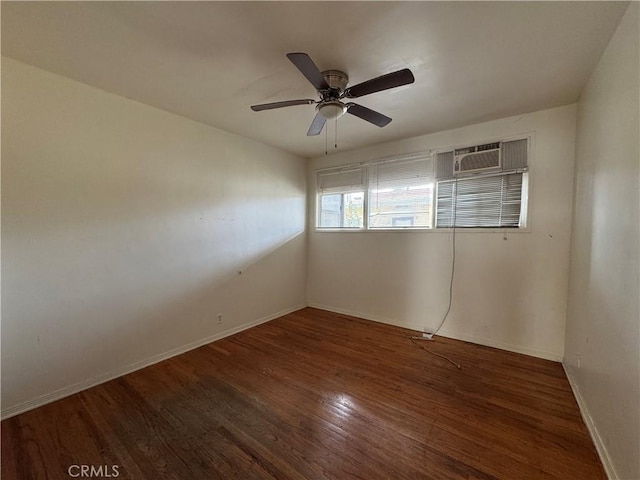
[317,166,365,194]
[436,172,525,228]
[368,156,433,229]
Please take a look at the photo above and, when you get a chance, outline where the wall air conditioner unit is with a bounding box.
[435,138,528,181]
[453,142,501,175]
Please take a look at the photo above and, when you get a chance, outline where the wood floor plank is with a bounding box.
[1,308,605,479]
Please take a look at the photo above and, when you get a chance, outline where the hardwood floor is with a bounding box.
[2,308,604,479]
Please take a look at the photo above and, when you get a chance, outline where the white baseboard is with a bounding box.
[435,328,563,362]
[562,364,617,480]
[307,302,563,362]
[1,304,306,420]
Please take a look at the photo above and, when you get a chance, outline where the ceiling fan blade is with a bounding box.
[343,68,415,99]
[287,53,330,91]
[307,112,327,136]
[250,99,316,111]
[346,103,392,127]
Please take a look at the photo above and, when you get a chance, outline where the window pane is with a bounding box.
[318,192,364,228]
[369,184,433,228]
[343,192,364,228]
[319,194,341,228]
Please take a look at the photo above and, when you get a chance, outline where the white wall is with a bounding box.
[1,57,307,418]
[307,105,577,361]
[564,4,639,479]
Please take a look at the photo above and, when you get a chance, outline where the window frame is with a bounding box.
[434,170,529,229]
[317,190,366,229]
[367,155,435,230]
[316,153,434,231]
[316,165,368,230]
[314,136,532,233]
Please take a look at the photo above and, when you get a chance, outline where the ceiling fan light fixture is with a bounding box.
[317,101,347,120]
[251,53,415,137]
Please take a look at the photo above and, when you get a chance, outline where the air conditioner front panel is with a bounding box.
[437,138,528,180]
[454,148,500,175]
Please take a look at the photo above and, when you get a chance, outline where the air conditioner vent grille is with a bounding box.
[477,142,500,152]
[459,149,500,171]
[436,151,454,178]
[501,138,528,170]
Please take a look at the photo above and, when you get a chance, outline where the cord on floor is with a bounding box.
[404,334,462,369]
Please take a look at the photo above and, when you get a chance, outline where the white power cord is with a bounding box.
[405,334,461,369]
[406,178,461,369]
[425,177,458,339]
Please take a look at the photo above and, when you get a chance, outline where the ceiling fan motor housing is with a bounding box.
[317,70,349,120]
[321,70,349,94]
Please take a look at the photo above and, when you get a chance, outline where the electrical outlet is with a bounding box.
[576,354,582,368]
[217,313,223,323]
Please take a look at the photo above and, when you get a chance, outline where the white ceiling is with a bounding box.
[1,1,629,158]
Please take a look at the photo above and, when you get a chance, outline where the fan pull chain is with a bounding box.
[335,116,338,149]
[325,122,328,155]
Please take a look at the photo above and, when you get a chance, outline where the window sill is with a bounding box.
[313,227,531,234]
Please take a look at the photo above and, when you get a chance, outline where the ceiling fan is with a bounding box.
[250,53,415,136]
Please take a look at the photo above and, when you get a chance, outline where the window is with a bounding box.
[433,138,529,229]
[435,172,527,228]
[317,167,365,228]
[315,138,529,230]
[319,192,364,228]
[368,157,433,229]
[316,155,433,229]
